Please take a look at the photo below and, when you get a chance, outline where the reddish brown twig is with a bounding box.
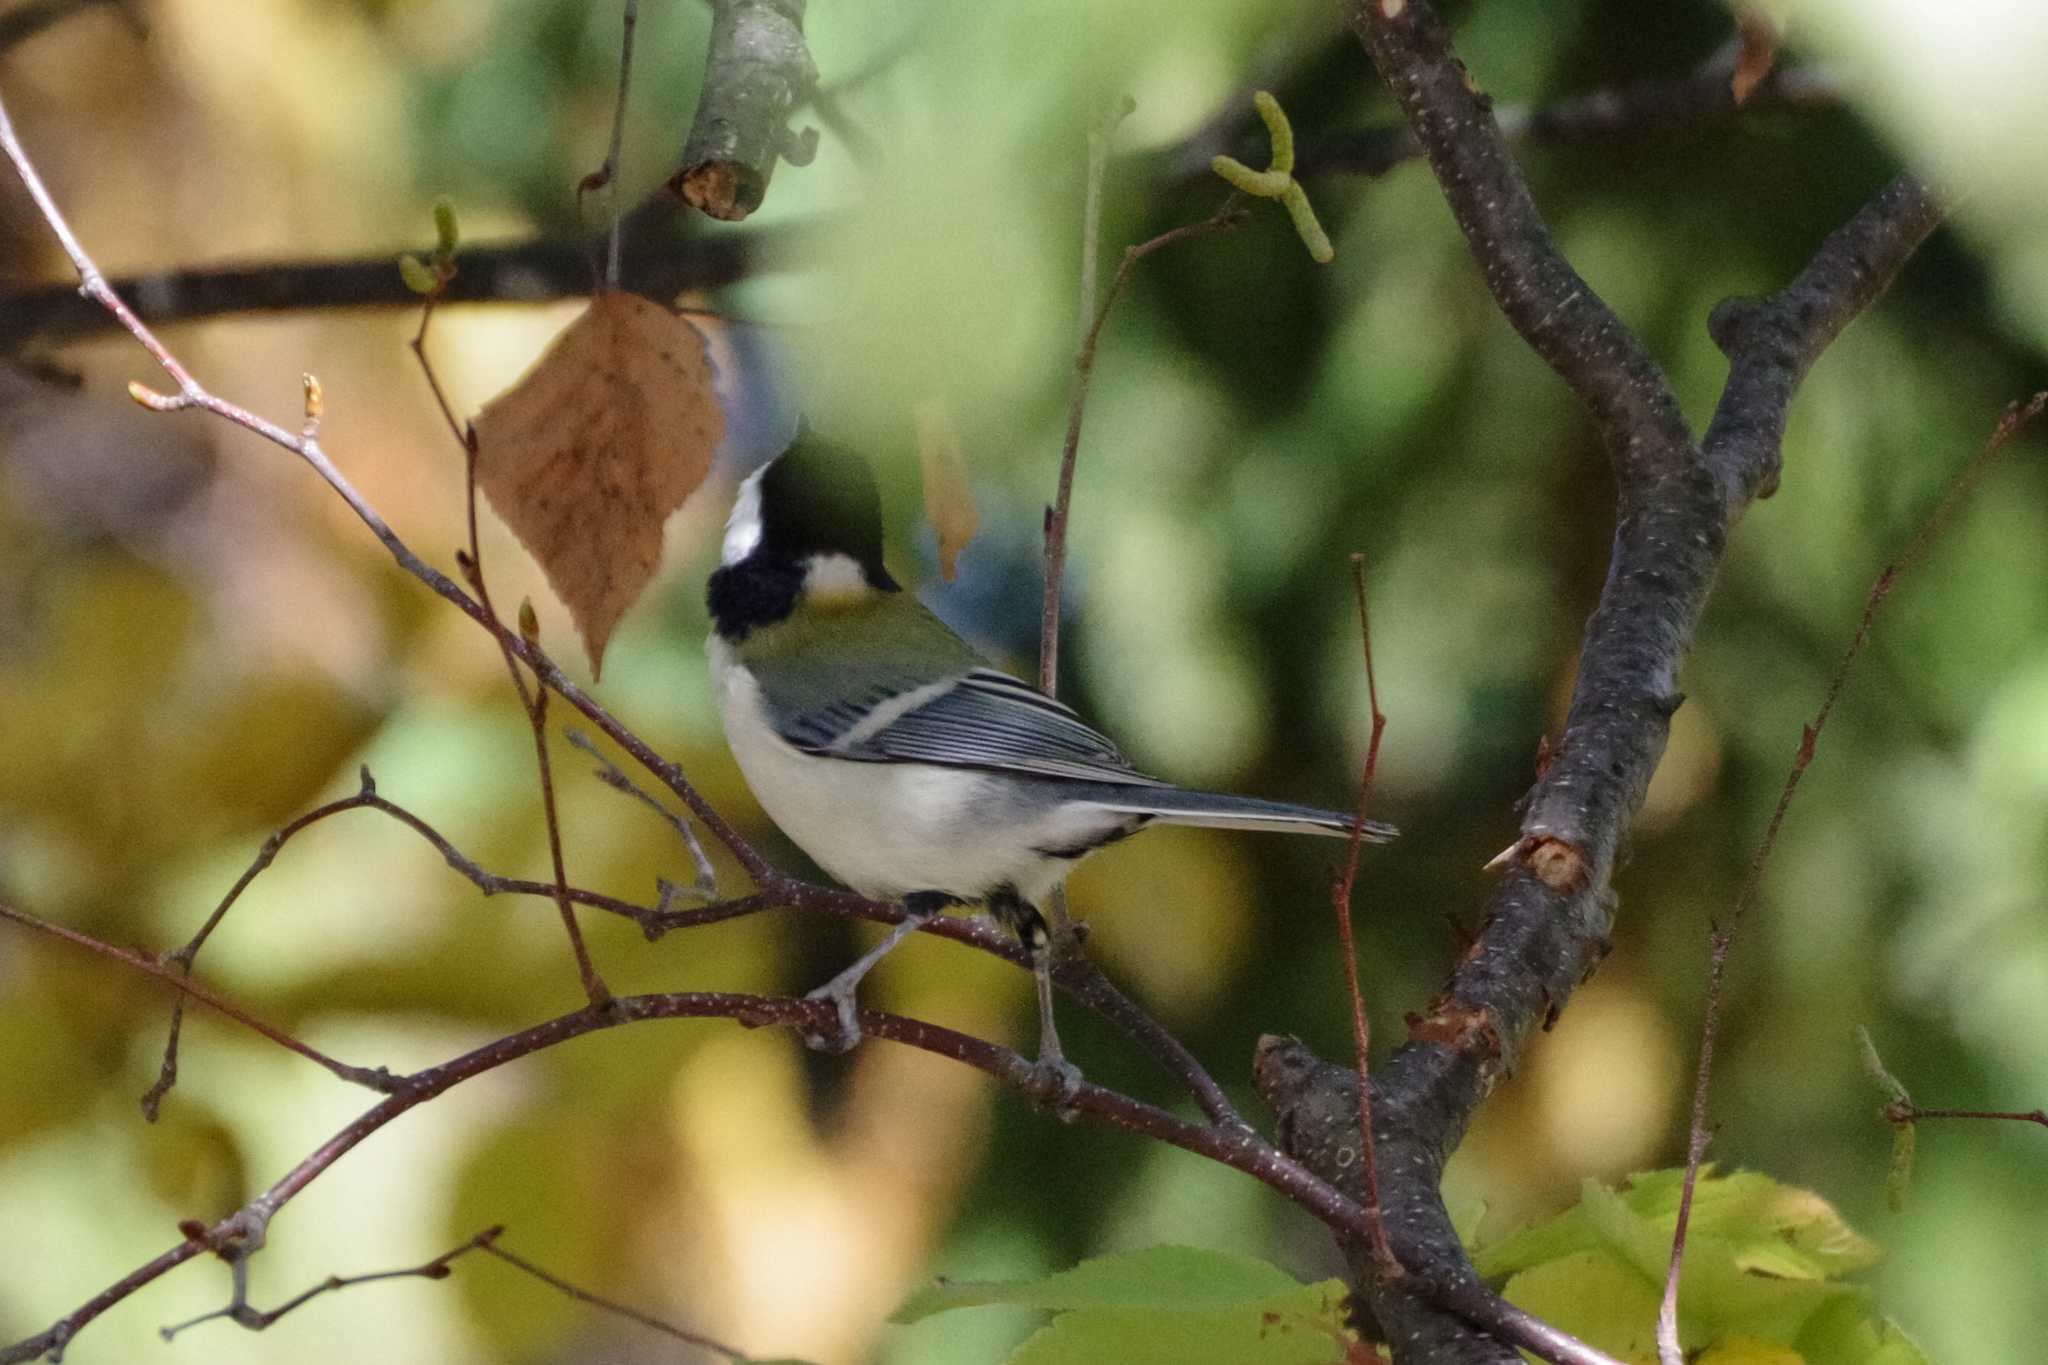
[143,772,397,1118]
[473,1231,759,1361]
[0,84,1347,1360]
[1334,553,1397,1279]
[1656,391,2048,1364]
[565,727,719,899]
[1891,1104,2048,1129]
[1037,197,1246,695]
[0,980,1372,1364]
[578,0,641,289]
[158,1224,761,1362]
[140,766,683,1118]
[0,900,403,1095]
[418,280,612,1011]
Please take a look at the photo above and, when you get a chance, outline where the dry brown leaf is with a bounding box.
[472,291,724,676]
[914,397,978,582]
[1731,7,1781,106]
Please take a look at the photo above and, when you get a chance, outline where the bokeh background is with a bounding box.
[2,1,2045,1362]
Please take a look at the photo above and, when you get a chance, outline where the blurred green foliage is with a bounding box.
[0,1,2044,1364]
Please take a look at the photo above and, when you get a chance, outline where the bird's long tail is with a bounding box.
[1085,787,1397,842]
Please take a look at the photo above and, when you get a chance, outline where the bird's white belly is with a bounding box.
[709,641,1099,905]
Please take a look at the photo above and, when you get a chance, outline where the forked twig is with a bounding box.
[1037,196,1245,695]
[566,727,718,899]
[158,1224,762,1362]
[140,766,677,1118]
[575,0,642,288]
[0,899,403,1095]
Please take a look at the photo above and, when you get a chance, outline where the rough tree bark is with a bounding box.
[1251,5,1945,1361]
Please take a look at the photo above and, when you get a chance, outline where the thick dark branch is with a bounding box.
[0,0,136,53]
[674,0,817,221]
[1263,9,1946,1364]
[0,220,818,350]
[1341,0,1695,483]
[1255,1039,1620,1365]
[1297,59,1840,180]
[1701,173,1944,504]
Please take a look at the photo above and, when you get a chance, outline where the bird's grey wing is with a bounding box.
[788,667,1171,787]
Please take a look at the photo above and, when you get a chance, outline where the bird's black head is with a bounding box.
[707,433,901,641]
[753,435,894,578]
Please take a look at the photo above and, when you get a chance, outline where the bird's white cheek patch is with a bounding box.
[801,553,872,605]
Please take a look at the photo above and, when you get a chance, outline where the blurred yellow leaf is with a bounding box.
[472,292,724,675]
[140,1102,248,1215]
[915,397,978,582]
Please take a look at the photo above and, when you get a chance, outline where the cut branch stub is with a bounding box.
[674,0,818,222]
[472,291,723,675]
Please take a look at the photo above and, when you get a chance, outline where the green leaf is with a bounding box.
[433,196,460,256]
[1886,1121,1917,1213]
[1006,1299,1350,1365]
[1795,1295,1934,1365]
[1469,1168,1914,1363]
[1474,1168,1880,1283]
[892,1245,1308,1323]
[1502,1249,1665,1364]
[398,252,439,295]
[891,1248,1354,1365]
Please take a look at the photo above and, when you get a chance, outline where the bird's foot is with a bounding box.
[800,975,863,1053]
[1026,913,1084,1120]
[797,893,950,1053]
[1025,1050,1084,1119]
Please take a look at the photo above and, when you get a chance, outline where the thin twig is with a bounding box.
[1074,99,1134,353]
[144,771,392,1119]
[524,682,610,1007]
[1893,1104,2048,1128]
[476,1234,759,1362]
[1038,198,1245,695]
[142,767,670,1117]
[1251,9,1949,1360]
[0,79,1259,1137]
[421,286,610,1008]
[566,728,718,899]
[0,84,1357,1359]
[575,0,641,289]
[1,93,769,918]
[409,295,468,452]
[0,900,404,1095]
[1333,553,1397,1279]
[158,1225,761,1362]
[1428,1279,1632,1365]
[1,987,1368,1365]
[1655,391,2048,1365]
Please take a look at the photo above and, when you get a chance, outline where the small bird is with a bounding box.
[706,434,1394,1060]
